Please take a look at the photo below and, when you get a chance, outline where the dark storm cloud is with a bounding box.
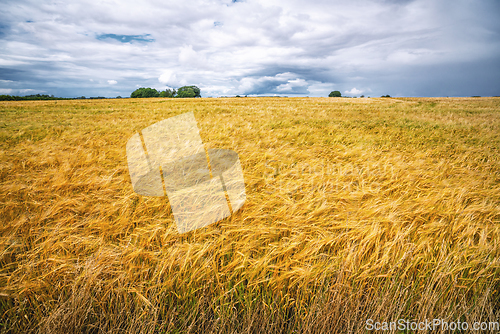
[0,68,27,81]
[0,24,9,39]
[246,66,337,85]
[0,0,499,97]
[237,73,310,95]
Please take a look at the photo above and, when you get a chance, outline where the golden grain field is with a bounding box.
[1,97,499,333]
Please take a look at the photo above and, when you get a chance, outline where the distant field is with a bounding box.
[1,97,499,333]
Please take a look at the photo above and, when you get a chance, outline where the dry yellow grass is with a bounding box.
[1,97,499,333]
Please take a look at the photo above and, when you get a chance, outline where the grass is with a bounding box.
[1,97,499,333]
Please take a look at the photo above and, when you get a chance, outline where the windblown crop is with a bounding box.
[1,97,499,333]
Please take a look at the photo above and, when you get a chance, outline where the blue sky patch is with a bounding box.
[96,34,155,43]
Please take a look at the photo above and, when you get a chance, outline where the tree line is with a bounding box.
[0,94,73,101]
[131,86,201,98]
[0,86,203,101]
[0,88,393,101]
[329,91,390,98]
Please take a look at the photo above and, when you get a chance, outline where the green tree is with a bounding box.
[329,90,341,97]
[176,85,201,98]
[130,87,160,98]
[159,88,176,98]
[176,87,195,98]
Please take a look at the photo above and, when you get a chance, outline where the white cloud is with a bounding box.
[276,78,308,93]
[178,45,207,69]
[158,70,186,87]
[0,88,43,95]
[107,80,117,85]
[345,88,363,95]
[20,88,36,93]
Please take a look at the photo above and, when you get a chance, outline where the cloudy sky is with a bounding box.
[1,0,499,98]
